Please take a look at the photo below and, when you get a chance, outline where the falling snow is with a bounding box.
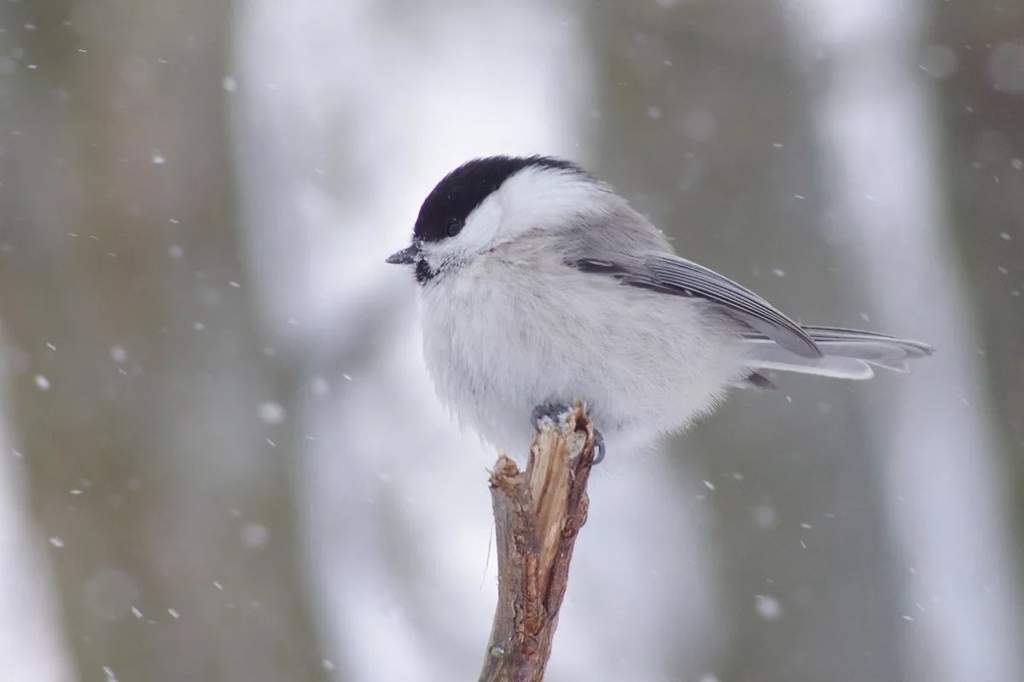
[241,523,269,549]
[109,345,127,364]
[258,401,286,424]
[5,5,1021,681]
[756,594,782,621]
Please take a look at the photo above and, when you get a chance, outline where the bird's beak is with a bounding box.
[386,243,420,265]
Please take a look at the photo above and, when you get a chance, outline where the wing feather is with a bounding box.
[569,254,822,358]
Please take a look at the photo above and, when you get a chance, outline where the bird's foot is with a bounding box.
[531,402,572,432]
[530,402,606,465]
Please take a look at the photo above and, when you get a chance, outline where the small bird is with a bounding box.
[387,155,932,458]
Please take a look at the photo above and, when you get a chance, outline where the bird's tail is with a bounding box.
[742,326,934,380]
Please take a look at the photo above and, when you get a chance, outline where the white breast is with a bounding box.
[419,239,749,454]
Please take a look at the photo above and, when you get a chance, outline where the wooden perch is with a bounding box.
[479,403,599,682]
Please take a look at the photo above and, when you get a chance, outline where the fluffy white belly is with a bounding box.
[421,256,748,454]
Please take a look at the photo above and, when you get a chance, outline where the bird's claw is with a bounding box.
[530,402,606,465]
[531,402,572,432]
[591,428,606,464]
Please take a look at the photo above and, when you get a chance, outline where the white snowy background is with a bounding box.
[2,1,1023,680]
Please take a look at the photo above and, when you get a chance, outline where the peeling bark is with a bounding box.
[479,403,598,682]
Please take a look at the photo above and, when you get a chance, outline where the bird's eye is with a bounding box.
[446,218,463,237]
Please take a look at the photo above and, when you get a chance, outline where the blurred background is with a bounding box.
[1,1,1022,680]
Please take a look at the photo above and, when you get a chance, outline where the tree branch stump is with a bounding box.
[479,403,599,682]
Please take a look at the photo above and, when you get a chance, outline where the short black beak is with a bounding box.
[386,243,420,265]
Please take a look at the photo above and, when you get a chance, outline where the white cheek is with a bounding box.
[458,198,504,254]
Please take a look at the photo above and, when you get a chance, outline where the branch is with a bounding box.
[479,403,598,682]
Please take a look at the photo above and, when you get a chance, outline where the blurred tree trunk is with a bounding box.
[791,1,1024,680]
[0,2,324,680]
[932,0,1024,555]
[583,3,902,680]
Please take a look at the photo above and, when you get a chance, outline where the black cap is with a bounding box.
[412,155,582,243]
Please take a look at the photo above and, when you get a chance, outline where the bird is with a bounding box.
[386,155,932,459]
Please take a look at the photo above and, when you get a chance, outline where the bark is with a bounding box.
[479,403,599,682]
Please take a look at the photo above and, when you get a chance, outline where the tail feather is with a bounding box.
[742,325,933,380]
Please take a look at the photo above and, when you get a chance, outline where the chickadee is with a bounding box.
[387,155,932,458]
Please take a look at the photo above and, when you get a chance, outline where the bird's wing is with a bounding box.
[567,253,822,358]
